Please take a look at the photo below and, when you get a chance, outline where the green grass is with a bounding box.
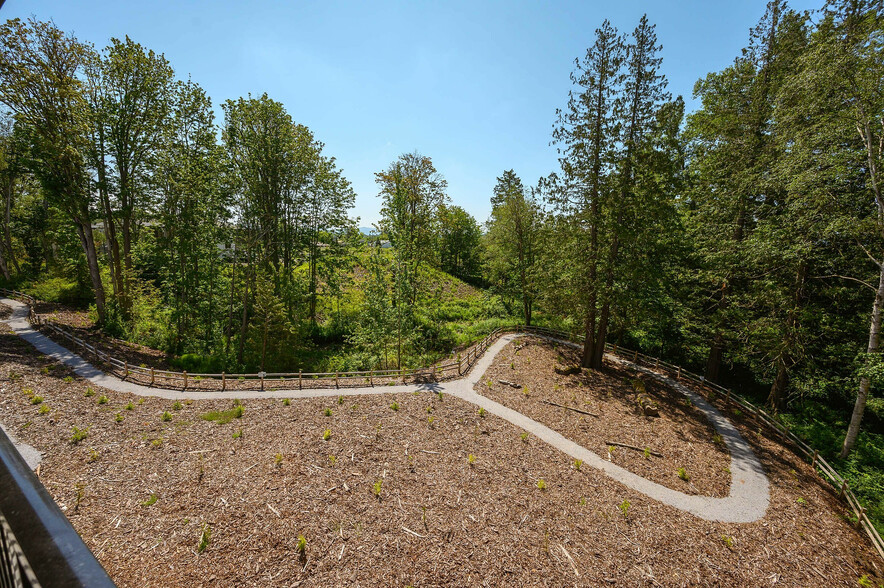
[200,405,244,424]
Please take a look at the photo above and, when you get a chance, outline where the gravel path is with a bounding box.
[0,297,769,523]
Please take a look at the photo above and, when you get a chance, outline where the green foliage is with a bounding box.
[536,479,547,490]
[84,388,95,398]
[198,525,211,553]
[677,467,691,482]
[322,429,331,441]
[97,395,108,405]
[142,494,157,507]
[619,499,630,518]
[38,404,49,415]
[29,395,43,405]
[296,535,307,553]
[282,398,290,406]
[70,426,89,445]
[161,411,172,422]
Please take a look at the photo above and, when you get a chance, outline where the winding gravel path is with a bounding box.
[0,298,769,523]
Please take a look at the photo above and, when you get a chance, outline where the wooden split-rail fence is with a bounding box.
[1,287,881,561]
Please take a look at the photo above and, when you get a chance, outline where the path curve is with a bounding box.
[0,298,769,523]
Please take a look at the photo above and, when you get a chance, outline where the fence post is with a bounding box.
[812,450,818,470]
[457,353,461,376]
[654,358,660,369]
[124,361,129,379]
[260,372,265,391]
[335,372,339,389]
[150,368,155,387]
[612,344,617,355]
[857,507,866,529]
[840,480,848,498]
[183,371,188,390]
[676,366,681,380]
[633,349,638,362]
[298,369,302,390]
[222,372,226,391]
[369,370,373,387]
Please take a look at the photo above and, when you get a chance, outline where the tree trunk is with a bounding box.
[705,334,724,382]
[767,357,790,412]
[840,261,884,458]
[74,220,106,325]
[3,174,19,276]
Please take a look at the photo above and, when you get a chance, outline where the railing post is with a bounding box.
[654,357,660,369]
[124,361,129,379]
[612,344,617,355]
[150,367,155,387]
[335,372,339,389]
[260,371,264,391]
[183,370,188,390]
[222,372,226,391]
[633,349,638,362]
[676,366,681,380]
[857,507,866,529]
[812,450,818,470]
[840,480,848,498]
[299,369,302,390]
[369,370,373,387]
[457,353,461,376]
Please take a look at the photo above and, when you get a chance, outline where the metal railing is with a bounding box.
[0,427,115,587]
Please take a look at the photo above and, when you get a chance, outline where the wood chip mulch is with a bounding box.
[0,324,880,587]
[477,338,732,497]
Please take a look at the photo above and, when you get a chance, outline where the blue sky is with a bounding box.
[2,0,819,227]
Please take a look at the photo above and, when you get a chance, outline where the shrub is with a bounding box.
[322,429,331,441]
[677,467,691,482]
[161,411,172,422]
[536,479,547,490]
[198,525,211,553]
[97,395,108,405]
[38,404,50,415]
[30,396,43,405]
[70,426,89,445]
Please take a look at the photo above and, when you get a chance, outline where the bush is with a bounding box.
[27,277,89,305]
[172,354,223,374]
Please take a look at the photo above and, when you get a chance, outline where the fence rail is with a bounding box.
[1,289,881,561]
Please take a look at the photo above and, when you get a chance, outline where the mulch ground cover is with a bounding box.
[0,319,880,586]
[477,337,732,497]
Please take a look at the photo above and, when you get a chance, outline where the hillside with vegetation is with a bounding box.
[0,0,883,554]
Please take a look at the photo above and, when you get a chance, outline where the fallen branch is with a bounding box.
[605,440,662,458]
[498,379,521,388]
[559,544,580,577]
[541,400,599,417]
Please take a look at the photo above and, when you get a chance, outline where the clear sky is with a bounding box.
[1,0,820,228]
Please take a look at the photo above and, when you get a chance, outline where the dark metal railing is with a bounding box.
[0,427,115,587]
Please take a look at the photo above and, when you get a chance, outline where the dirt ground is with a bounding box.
[0,322,881,586]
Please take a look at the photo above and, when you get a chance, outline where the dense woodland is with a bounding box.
[0,1,882,526]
